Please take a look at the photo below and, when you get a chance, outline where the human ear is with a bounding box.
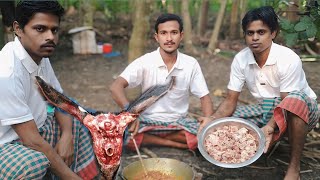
[154,33,159,43]
[180,31,184,40]
[13,21,22,37]
[271,30,277,39]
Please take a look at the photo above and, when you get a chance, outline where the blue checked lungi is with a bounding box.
[232,91,319,141]
[0,114,99,180]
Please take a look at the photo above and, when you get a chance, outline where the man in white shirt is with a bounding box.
[200,6,319,180]
[110,13,213,150]
[0,1,98,179]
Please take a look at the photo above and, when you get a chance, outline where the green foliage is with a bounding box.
[208,0,221,12]
[208,0,263,14]
[156,0,179,14]
[58,0,80,9]
[247,1,265,9]
[282,31,299,46]
[272,0,320,47]
[279,17,295,32]
[189,0,201,17]
[99,0,131,18]
[59,0,131,18]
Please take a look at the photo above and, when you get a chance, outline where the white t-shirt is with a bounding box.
[0,37,62,144]
[120,48,209,122]
[228,42,317,102]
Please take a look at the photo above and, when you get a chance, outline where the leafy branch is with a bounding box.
[276,0,320,47]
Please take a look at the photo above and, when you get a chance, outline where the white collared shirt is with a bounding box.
[0,37,62,144]
[120,48,209,122]
[228,42,317,102]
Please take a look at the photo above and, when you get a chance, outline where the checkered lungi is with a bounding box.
[232,90,319,142]
[0,114,99,180]
[125,116,199,150]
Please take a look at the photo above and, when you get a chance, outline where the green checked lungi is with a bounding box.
[232,90,319,141]
[125,116,199,150]
[0,114,99,180]
[232,97,282,127]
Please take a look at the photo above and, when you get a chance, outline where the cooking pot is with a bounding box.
[121,158,195,180]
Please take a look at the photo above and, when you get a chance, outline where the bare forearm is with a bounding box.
[55,111,73,135]
[200,94,214,117]
[12,121,80,179]
[110,77,130,108]
[212,90,240,119]
[213,101,236,117]
[34,139,78,178]
[266,116,277,129]
[110,88,129,108]
[280,92,288,100]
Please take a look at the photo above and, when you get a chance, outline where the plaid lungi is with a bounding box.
[125,116,199,150]
[232,91,319,142]
[0,114,99,180]
[233,97,282,127]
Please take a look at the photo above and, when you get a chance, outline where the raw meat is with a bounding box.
[204,125,258,164]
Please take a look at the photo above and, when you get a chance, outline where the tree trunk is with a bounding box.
[239,0,247,37]
[229,0,239,39]
[167,0,175,13]
[181,0,196,54]
[207,0,227,53]
[197,0,209,37]
[128,0,151,63]
[81,0,95,27]
[287,0,299,22]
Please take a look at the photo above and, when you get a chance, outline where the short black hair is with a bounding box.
[154,13,183,33]
[0,1,15,27]
[242,6,279,34]
[15,0,64,29]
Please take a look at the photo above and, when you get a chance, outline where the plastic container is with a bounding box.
[103,43,112,54]
[96,42,103,54]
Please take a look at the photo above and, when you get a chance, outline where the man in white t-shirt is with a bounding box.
[0,1,98,179]
[110,13,213,150]
[200,6,319,180]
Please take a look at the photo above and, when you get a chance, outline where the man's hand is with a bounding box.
[55,133,74,166]
[261,124,275,153]
[12,120,80,179]
[198,116,214,134]
[128,120,140,136]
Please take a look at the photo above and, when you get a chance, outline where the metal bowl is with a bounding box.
[198,117,265,168]
[121,158,195,180]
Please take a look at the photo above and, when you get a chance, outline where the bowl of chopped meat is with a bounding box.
[198,117,265,168]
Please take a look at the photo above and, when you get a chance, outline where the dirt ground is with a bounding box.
[49,14,320,180]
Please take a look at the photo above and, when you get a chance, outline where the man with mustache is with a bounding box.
[0,1,99,179]
[199,6,319,180]
[110,13,213,150]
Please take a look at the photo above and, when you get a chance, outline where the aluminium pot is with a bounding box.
[121,158,195,180]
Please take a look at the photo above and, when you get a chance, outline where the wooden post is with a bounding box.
[128,0,151,62]
[197,0,209,37]
[207,0,228,53]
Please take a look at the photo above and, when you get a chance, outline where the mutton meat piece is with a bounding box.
[204,125,258,164]
[35,76,175,180]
